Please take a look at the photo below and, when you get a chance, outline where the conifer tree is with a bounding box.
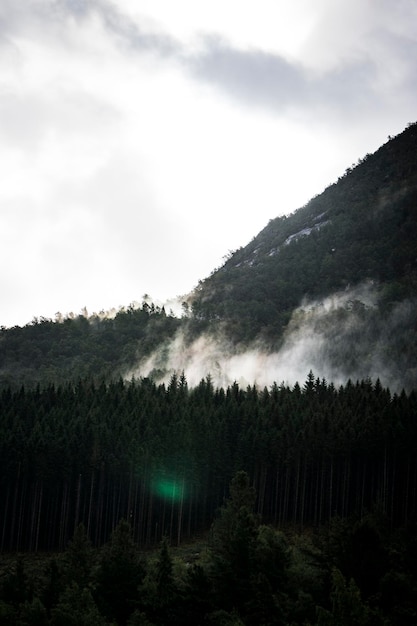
[209,471,258,611]
[155,536,175,604]
[64,523,94,590]
[316,568,369,626]
[50,583,106,626]
[95,519,144,625]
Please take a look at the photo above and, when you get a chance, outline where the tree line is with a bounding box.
[1,372,416,554]
[0,304,181,389]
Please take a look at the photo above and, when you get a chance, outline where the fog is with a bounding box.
[130,284,416,393]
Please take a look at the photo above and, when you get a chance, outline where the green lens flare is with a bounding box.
[152,475,186,502]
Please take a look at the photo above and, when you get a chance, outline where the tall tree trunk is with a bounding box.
[328,457,334,523]
[293,455,300,524]
[177,476,185,546]
[35,482,43,552]
[300,459,307,530]
[1,484,10,552]
[74,473,82,529]
[319,457,325,527]
[146,492,154,546]
[187,484,193,539]
[17,478,27,551]
[87,470,95,538]
[283,465,290,525]
[341,456,350,518]
[313,462,320,527]
[95,463,105,545]
[403,456,410,524]
[257,464,267,517]
[360,462,367,519]
[10,462,21,550]
[59,481,70,551]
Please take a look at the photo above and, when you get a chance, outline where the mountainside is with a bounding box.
[1,123,417,391]
[184,122,417,391]
[191,122,417,336]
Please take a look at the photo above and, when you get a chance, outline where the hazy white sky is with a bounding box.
[1,0,417,327]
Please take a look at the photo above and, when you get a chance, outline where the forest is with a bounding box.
[1,373,417,624]
[0,304,182,390]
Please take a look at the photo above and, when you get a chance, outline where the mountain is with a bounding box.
[186,122,417,390]
[190,122,417,337]
[1,123,417,391]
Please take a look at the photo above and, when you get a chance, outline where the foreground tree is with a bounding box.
[317,568,369,626]
[50,583,106,626]
[208,471,290,624]
[95,519,144,625]
[209,471,258,609]
[63,523,95,590]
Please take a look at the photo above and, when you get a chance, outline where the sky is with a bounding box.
[1,0,417,328]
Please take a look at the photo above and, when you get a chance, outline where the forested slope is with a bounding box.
[190,122,417,342]
[0,304,181,389]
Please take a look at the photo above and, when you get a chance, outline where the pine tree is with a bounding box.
[209,471,258,611]
[50,583,106,626]
[316,568,369,626]
[64,523,94,589]
[155,537,175,603]
[95,519,144,625]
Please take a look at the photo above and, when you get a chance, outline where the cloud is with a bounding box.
[173,0,417,125]
[189,40,306,113]
[86,0,180,57]
[188,38,381,121]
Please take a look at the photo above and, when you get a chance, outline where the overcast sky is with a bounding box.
[1,0,417,327]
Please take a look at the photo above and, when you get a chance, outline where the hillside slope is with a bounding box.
[190,122,417,338]
[182,123,417,391]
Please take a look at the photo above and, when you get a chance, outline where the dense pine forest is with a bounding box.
[1,373,416,553]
